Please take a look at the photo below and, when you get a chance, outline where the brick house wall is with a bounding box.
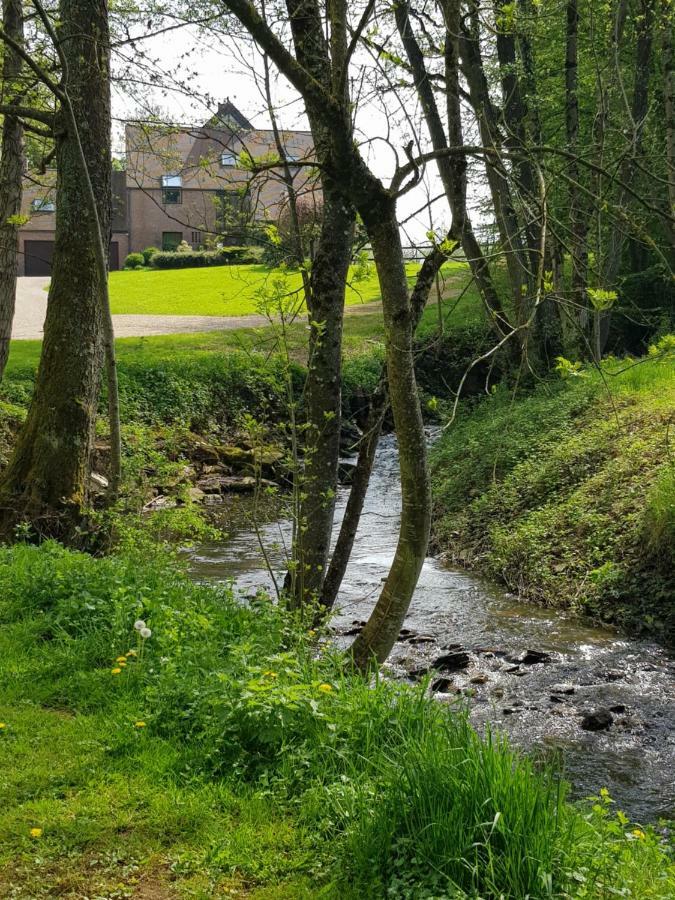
[16,103,318,271]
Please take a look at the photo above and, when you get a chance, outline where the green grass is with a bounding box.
[106,261,468,317]
[431,341,675,639]
[0,541,672,897]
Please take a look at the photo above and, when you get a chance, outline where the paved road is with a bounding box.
[12,276,383,340]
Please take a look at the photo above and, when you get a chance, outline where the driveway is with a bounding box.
[12,276,384,339]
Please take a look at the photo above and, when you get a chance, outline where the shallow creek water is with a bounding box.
[190,433,675,822]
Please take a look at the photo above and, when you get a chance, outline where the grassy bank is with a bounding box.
[432,341,675,643]
[0,541,672,898]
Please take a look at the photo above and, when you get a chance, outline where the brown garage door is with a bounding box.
[24,240,54,276]
[25,240,122,276]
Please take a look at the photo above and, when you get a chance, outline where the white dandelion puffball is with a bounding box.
[134,619,146,631]
[140,627,152,639]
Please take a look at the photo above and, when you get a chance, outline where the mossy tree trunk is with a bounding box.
[0,0,111,539]
[0,0,24,381]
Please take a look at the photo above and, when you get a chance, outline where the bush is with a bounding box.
[123,252,145,269]
[150,246,260,269]
[141,246,159,265]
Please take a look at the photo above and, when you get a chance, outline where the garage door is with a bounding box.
[24,240,54,276]
[24,240,122,276]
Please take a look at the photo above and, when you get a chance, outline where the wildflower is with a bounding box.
[632,828,646,840]
[262,671,278,678]
[126,650,137,657]
[307,630,316,637]
[111,667,122,675]
[134,721,146,729]
[116,656,127,663]
[29,828,42,838]
[134,619,146,632]
[318,683,333,693]
[0,723,6,730]
[140,627,152,639]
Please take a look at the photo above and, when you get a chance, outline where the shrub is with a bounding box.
[124,252,145,269]
[610,265,675,354]
[141,246,160,265]
[150,246,260,269]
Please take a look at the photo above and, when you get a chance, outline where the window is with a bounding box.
[162,231,183,251]
[31,198,55,213]
[191,231,202,248]
[220,152,237,167]
[161,175,182,205]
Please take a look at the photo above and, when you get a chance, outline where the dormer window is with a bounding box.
[161,175,182,204]
[31,197,55,213]
[220,152,237,167]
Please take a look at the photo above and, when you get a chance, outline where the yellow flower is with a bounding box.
[632,828,646,840]
[126,650,137,657]
[0,723,6,730]
[134,721,146,729]
[262,671,278,678]
[111,667,122,675]
[307,630,316,637]
[318,683,333,693]
[29,828,42,838]
[116,656,127,663]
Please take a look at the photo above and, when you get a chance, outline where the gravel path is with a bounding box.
[12,276,382,340]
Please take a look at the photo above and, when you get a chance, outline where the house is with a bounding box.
[17,101,316,275]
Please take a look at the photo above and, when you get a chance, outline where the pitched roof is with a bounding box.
[207,100,254,131]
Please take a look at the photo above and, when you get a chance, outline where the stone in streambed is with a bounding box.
[580,709,613,731]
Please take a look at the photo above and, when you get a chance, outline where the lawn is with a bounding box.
[107,261,413,316]
[8,261,481,374]
[106,260,471,317]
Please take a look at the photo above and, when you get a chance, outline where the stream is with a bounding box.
[190,433,675,823]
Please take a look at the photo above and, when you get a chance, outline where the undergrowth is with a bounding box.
[0,541,672,897]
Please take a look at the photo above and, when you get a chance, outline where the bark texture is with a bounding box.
[0,0,111,537]
[0,0,24,380]
[284,0,355,609]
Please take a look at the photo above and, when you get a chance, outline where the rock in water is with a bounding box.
[430,649,471,672]
[580,709,613,731]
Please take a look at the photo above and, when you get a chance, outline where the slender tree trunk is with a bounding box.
[599,0,655,356]
[287,185,353,609]
[283,0,355,609]
[565,0,588,352]
[321,243,448,613]
[460,3,529,321]
[0,0,23,380]
[664,6,675,257]
[0,0,111,538]
[350,197,431,669]
[395,0,510,339]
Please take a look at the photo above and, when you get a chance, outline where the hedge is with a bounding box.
[151,246,261,269]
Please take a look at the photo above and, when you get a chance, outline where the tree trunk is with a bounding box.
[283,0,355,610]
[395,0,511,340]
[0,0,111,538]
[287,185,353,609]
[0,0,23,380]
[350,196,431,669]
[460,3,529,321]
[664,7,675,257]
[565,0,588,352]
[321,242,448,613]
